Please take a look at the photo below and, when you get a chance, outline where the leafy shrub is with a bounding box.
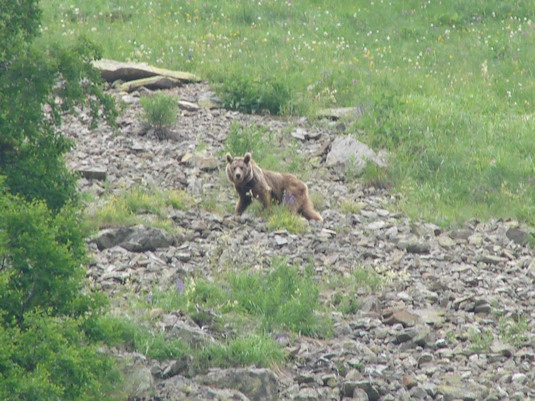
[498,316,530,347]
[468,327,494,354]
[0,2,120,398]
[0,311,120,401]
[217,73,292,115]
[0,192,102,322]
[147,259,331,339]
[139,92,178,129]
[0,25,116,211]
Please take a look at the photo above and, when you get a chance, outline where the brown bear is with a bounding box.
[225,152,323,221]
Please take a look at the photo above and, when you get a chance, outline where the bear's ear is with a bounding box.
[243,153,252,164]
[226,153,233,164]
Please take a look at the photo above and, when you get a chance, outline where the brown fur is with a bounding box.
[225,152,323,221]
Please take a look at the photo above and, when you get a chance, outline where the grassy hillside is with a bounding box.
[39,0,534,226]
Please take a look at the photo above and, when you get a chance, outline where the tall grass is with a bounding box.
[40,0,535,226]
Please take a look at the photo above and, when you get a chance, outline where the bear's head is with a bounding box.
[226,152,253,185]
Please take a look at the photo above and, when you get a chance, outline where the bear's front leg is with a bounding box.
[235,192,253,215]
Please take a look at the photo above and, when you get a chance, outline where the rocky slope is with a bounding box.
[64,82,534,401]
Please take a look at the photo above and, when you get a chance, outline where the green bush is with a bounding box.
[0,191,101,322]
[0,311,120,401]
[0,192,119,399]
[88,315,186,361]
[227,260,330,337]
[217,73,292,115]
[139,92,178,129]
[0,1,120,398]
[0,33,116,211]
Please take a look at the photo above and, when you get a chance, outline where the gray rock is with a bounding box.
[480,254,508,265]
[196,368,279,401]
[352,387,370,401]
[93,58,201,82]
[122,363,154,399]
[401,240,431,254]
[506,227,529,246]
[317,106,364,121]
[91,226,136,250]
[120,225,175,252]
[76,166,107,180]
[325,135,386,176]
[293,387,320,401]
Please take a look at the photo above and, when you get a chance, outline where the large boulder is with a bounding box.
[93,58,201,83]
[325,135,386,177]
[91,224,174,251]
[196,368,279,401]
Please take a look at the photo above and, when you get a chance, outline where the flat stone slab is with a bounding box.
[93,58,201,83]
[317,106,364,120]
[118,76,182,92]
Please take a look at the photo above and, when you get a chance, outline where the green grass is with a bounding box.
[139,92,179,129]
[266,206,309,234]
[148,259,331,338]
[39,0,535,227]
[92,258,329,371]
[223,121,307,174]
[84,186,194,230]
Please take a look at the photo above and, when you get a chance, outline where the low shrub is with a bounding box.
[139,93,178,129]
[217,74,292,115]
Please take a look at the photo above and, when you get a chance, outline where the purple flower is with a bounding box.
[176,277,185,294]
[282,191,297,207]
[146,292,153,304]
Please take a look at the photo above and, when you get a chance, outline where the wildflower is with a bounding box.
[176,277,185,294]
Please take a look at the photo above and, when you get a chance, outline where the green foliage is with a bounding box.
[217,73,293,115]
[0,192,101,322]
[223,122,273,163]
[0,31,116,210]
[0,311,120,401]
[139,92,178,129]
[353,267,384,293]
[498,316,530,347]
[196,334,285,369]
[227,260,330,337]
[468,327,494,354]
[85,186,194,230]
[0,192,118,399]
[339,200,365,214]
[0,1,120,398]
[267,207,308,234]
[88,315,186,361]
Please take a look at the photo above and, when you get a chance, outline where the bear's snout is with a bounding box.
[233,167,245,182]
